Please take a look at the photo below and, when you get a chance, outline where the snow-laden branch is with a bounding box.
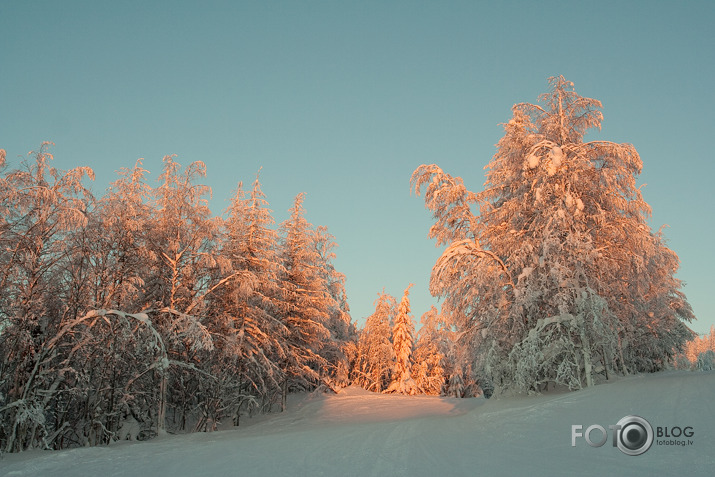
[434,239,515,290]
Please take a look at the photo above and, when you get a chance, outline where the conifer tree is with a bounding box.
[207,174,286,421]
[352,292,396,392]
[278,193,331,409]
[311,225,355,389]
[386,284,419,395]
[412,306,448,395]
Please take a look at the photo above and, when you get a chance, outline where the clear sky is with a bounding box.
[1,1,713,335]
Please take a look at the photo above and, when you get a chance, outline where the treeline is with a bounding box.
[675,325,715,370]
[350,286,483,398]
[0,146,354,452]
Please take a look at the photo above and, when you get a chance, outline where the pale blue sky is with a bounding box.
[1,1,713,334]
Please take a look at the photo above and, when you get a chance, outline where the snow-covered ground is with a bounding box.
[1,371,713,477]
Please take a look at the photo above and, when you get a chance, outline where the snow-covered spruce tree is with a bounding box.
[412,306,448,395]
[205,174,286,424]
[351,292,397,392]
[277,193,331,410]
[386,284,419,395]
[412,76,694,394]
[310,225,355,389]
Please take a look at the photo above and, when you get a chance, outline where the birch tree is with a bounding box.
[87,159,152,311]
[143,156,217,432]
[412,76,694,394]
[0,143,94,451]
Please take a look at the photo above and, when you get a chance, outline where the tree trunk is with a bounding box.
[157,373,167,435]
[281,378,288,412]
[578,318,594,388]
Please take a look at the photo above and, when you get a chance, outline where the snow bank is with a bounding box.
[1,372,712,477]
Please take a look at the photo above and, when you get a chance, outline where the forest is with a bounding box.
[0,77,709,453]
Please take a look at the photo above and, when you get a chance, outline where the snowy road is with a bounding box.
[1,371,713,477]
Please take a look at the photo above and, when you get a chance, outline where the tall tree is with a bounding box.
[311,225,355,389]
[206,174,286,422]
[0,143,94,451]
[278,193,331,409]
[412,76,694,394]
[147,156,218,314]
[42,162,153,445]
[144,156,216,433]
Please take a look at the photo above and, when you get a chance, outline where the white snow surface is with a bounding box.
[1,371,713,477]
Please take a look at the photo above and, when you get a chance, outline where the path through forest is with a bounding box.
[1,371,713,477]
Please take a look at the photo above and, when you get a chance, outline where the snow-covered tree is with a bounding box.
[0,143,94,451]
[205,174,286,422]
[386,285,419,395]
[46,168,154,445]
[143,156,217,432]
[352,292,396,392]
[0,145,355,450]
[146,156,218,313]
[311,225,355,389]
[680,325,715,369]
[277,193,331,409]
[696,349,715,371]
[87,159,152,311]
[412,76,695,394]
[412,306,447,395]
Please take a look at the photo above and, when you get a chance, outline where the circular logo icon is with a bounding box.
[616,415,653,456]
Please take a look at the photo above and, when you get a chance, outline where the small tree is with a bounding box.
[386,284,419,395]
[696,350,715,371]
[412,306,448,395]
[352,292,396,392]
